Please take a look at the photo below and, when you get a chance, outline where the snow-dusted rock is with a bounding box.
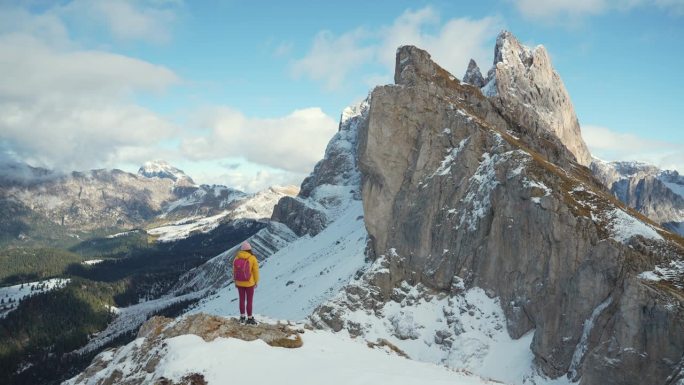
[66,313,499,385]
[65,313,303,385]
[354,42,684,384]
[462,59,485,88]
[138,160,195,186]
[479,31,593,167]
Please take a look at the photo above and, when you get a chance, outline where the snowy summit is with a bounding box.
[138,161,195,185]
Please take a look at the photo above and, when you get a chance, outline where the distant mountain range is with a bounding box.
[0,159,298,245]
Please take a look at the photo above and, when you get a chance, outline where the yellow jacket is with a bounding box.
[233,250,259,287]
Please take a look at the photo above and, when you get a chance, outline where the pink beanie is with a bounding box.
[240,241,252,251]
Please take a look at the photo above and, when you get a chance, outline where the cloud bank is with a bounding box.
[0,2,181,172]
[181,107,338,174]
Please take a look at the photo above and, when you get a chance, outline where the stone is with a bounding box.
[462,59,485,88]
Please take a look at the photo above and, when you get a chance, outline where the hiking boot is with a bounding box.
[239,315,246,324]
[246,317,257,325]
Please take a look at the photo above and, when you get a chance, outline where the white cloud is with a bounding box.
[0,34,178,101]
[191,168,306,193]
[511,0,684,20]
[583,125,684,171]
[379,9,501,80]
[291,28,375,90]
[181,107,338,174]
[292,7,502,90]
[0,4,181,172]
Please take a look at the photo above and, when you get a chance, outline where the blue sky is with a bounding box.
[1,0,682,191]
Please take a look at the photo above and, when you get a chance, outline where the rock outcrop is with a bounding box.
[476,31,593,167]
[320,38,684,384]
[592,159,684,236]
[462,59,485,88]
[65,313,303,385]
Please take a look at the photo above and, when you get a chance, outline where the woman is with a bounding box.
[232,241,259,325]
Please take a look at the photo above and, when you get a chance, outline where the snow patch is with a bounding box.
[524,178,552,204]
[457,149,527,231]
[432,137,470,177]
[482,78,497,97]
[638,260,684,289]
[606,209,663,244]
[106,230,140,239]
[568,297,613,380]
[148,212,228,242]
[0,278,70,318]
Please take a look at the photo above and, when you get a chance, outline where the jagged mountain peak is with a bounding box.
[138,160,195,185]
[462,58,485,87]
[485,30,593,167]
[492,30,546,68]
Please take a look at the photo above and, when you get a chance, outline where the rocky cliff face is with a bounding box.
[317,36,684,384]
[464,32,592,167]
[592,159,684,236]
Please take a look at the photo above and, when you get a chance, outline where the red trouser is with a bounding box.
[237,285,255,317]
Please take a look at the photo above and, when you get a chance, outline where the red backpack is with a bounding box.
[233,256,251,281]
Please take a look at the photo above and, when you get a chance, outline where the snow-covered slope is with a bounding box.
[92,328,498,385]
[182,100,370,318]
[66,313,501,385]
[190,198,367,321]
[0,278,69,318]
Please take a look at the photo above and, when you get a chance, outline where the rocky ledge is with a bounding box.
[65,313,303,385]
